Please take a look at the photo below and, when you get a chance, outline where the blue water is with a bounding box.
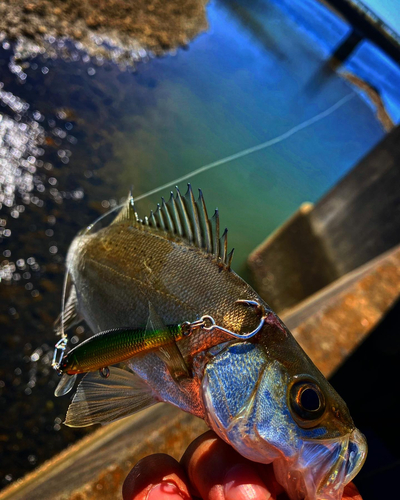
[271,0,400,124]
[270,0,351,54]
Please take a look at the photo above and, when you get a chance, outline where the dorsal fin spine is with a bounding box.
[127,191,138,222]
[155,204,165,230]
[167,191,182,236]
[211,209,220,258]
[197,189,212,252]
[175,186,193,243]
[220,228,228,264]
[161,198,174,233]
[149,210,157,228]
[184,184,202,248]
[227,248,234,269]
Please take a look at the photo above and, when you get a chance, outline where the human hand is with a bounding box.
[122,430,362,500]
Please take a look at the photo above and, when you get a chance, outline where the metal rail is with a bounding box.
[327,0,400,64]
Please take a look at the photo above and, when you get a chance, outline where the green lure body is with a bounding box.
[60,323,184,375]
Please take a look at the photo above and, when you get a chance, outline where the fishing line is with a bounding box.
[133,93,355,202]
[60,274,68,338]
[85,93,354,229]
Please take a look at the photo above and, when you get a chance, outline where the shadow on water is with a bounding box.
[0,0,395,489]
[330,299,400,500]
[218,0,288,61]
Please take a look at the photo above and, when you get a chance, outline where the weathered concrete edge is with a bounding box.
[249,202,314,261]
[281,242,400,326]
[0,405,207,500]
[282,243,400,378]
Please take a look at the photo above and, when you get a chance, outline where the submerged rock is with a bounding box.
[0,0,209,64]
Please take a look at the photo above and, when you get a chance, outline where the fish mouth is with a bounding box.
[342,428,368,486]
[274,428,367,500]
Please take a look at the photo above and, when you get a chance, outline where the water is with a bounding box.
[273,0,400,125]
[0,0,395,490]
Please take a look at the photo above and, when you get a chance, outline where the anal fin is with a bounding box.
[64,367,158,427]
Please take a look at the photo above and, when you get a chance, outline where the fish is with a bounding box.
[55,185,367,500]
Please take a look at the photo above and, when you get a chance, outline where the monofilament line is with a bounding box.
[134,93,354,202]
[88,93,354,230]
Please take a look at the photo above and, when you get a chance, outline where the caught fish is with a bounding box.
[54,185,367,500]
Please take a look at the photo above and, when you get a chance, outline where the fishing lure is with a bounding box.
[53,299,268,396]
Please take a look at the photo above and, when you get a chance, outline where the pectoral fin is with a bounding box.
[156,344,190,380]
[145,301,166,332]
[146,302,190,380]
[64,367,158,427]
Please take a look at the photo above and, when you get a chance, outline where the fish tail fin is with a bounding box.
[64,367,158,427]
[54,373,77,397]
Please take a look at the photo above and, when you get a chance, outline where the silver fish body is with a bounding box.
[58,186,367,500]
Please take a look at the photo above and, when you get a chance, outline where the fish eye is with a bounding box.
[289,379,326,426]
[300,387,320,411]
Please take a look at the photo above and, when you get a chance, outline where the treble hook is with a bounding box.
[199,300,268,340]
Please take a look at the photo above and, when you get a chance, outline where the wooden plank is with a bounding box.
[0,405,207,500]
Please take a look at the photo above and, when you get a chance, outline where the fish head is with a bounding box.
[201,336,367,500]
